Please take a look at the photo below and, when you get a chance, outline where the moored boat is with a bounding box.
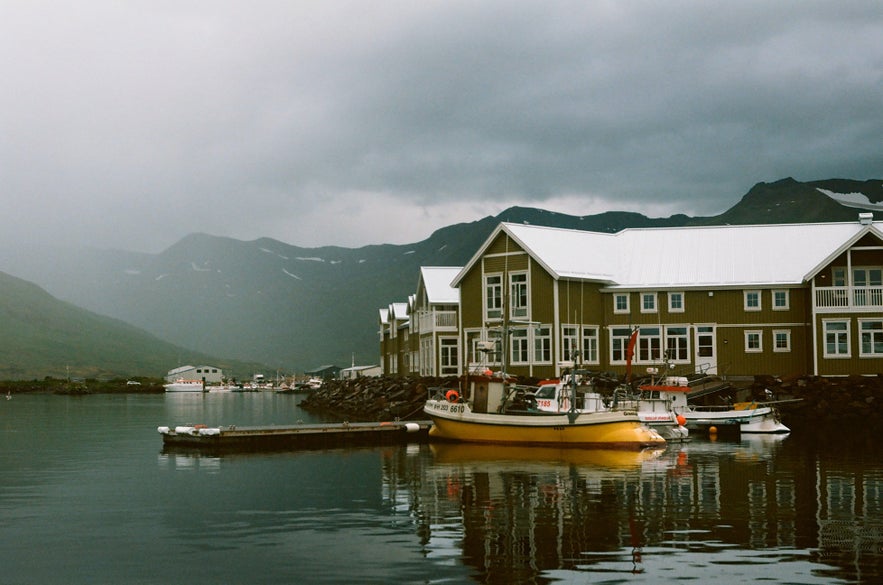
[163,378,206,393]
[424,374,665,449]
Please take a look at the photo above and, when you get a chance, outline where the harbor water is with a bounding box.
[1,392,881,584]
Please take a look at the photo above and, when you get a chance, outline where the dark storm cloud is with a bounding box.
[0,1,880,253]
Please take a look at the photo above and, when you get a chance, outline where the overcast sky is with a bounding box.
[1,1,881,254]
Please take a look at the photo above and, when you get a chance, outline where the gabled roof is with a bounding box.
[388,302,409,320]
[378,308,389,324]
[454,219,883,289]
[419,266,462,304]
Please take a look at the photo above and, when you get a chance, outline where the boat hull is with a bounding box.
[424,400,665,449]
[679,406,789,434]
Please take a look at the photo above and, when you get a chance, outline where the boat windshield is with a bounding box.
[534,385,556,399]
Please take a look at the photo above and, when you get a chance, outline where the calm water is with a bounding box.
[1,393,881,584]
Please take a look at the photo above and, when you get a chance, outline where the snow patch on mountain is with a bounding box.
[817,188,883,211]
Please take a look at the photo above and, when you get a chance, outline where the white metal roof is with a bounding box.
[464,219,883,289]
[389,302,409,320]
[420,266,462,304]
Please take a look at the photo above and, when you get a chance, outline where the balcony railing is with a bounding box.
[815,286,883,311]
[417,310,458,332]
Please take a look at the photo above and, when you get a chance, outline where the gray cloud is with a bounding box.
[1,1,881,254]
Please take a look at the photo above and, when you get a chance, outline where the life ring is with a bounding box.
[445,389,460,403]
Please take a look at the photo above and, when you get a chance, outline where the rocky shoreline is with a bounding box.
[298,374,883,430]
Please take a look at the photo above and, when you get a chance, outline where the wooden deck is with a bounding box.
[159,420,433,453]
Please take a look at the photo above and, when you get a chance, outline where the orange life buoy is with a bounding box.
[445,389,460,403]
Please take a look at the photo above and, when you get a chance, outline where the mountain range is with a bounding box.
[0,177,880,379]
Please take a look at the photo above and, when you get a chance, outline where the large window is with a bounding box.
[582,326,599,364]
[485,274,502,320]
[510,328,529,364]
[509,272,529,318]
[824,320,850,358]
[854,268,883,306]
[610,327,633,363]
[637,327,662,362]
[439,337,459,375]
[534,326,552,363]
[665,326,689,361]
[859,319,883,357]
[561,325,579,362]
[745,330,762,352]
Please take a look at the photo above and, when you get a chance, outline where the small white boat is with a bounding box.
[163,379,206,393]
[640,378,790,434]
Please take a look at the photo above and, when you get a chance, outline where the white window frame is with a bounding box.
[637,327,662,362]
[664,326,690,362]
[610,327,633,364]
[484,274,503,321]
[613,293,629,314]
[823,319,851,358]
[509,327,529,365]
[772,290,790,311]
[640,292,657,314]
[773,329,791,353]
[744,330,762,353]
[582,326,600,365]
[509,271,529,320]
[533,325,552,364]
[859,319,883,357]
[744,290,761,312]
[561,325,579,362]
[438,337,459,375]
[668,291,685,313]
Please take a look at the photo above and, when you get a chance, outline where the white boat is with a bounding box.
[424,374,666,449]
[163,379,206,393]
[640,377,790,434]
[532,372,689,442]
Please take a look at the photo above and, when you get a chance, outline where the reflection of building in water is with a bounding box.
[379,437,882,583]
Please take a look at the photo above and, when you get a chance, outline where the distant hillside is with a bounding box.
[0,177,879,372]
[0,271,267,380]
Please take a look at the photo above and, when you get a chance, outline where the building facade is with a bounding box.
[380,216,883,380]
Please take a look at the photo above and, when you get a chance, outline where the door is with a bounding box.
[694,325,717,375]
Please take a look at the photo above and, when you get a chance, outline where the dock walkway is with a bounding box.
[158,420,432,453]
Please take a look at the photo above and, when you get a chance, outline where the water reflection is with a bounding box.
[378,436,882,584]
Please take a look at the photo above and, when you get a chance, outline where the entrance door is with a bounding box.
[694,325,717,375]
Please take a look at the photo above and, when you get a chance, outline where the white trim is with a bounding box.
[613,292,630,314]
[668,291,685,313]
[822,319,851,359]
[772,289,790,311]
[744,330,763,353]
[640,292,658,314]
[772,329,791,352]
[744,290,762,312]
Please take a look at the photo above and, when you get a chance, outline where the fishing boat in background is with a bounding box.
[424,372,666,449]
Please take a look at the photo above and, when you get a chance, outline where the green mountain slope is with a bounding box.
[0,271,266,380]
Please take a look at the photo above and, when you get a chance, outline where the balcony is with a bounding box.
[417,310,458,332]
[815,286,883,312]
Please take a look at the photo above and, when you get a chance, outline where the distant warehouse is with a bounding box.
[166,365,223,384]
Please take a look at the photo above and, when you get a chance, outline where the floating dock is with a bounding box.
[158,420,433,453]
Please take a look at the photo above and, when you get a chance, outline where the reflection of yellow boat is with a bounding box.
[430,442,666,469]
[425,375,666,449]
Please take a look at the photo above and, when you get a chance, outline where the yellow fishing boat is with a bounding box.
[424,374,665,449]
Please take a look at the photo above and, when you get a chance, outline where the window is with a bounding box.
[582,326,599,364]
[773,329,791,352]
[509,272,529,318]
[614,293,629,314]
[859,320,883,357]
[832,267,846,287]
[637,327,661,362]
[745,330,762,352]
[824,320,850,358]
[534,326,552,363]
[854,268,883,306]
[696,326,714,358]
[668,292,684,313]
[744,290,761,311]
[561,326,579,362]
[641,292,657,313]
[665,327,689,361]
[465,329,483,365]
[510,328,529,364]
[485,275,502,320]
[439,338,459,375]
[772,290,789,311]
[610,327,633,363]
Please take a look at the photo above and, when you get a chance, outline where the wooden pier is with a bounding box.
[158,420,433,453]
